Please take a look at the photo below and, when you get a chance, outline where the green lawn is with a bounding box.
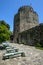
[35,46,43,50]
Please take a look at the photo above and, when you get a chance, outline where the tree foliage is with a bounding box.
[0,20,11,43]
[0,20,10,30]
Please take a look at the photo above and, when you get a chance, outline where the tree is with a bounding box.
[0,20,11,43]
[0,20,10,30]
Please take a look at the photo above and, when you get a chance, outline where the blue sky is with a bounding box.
[0,0,43,31]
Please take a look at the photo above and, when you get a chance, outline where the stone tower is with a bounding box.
[13,6,39,43]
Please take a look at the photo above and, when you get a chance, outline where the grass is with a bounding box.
[35,46,43,50]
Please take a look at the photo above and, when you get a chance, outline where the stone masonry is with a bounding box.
[13,6,43,45]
